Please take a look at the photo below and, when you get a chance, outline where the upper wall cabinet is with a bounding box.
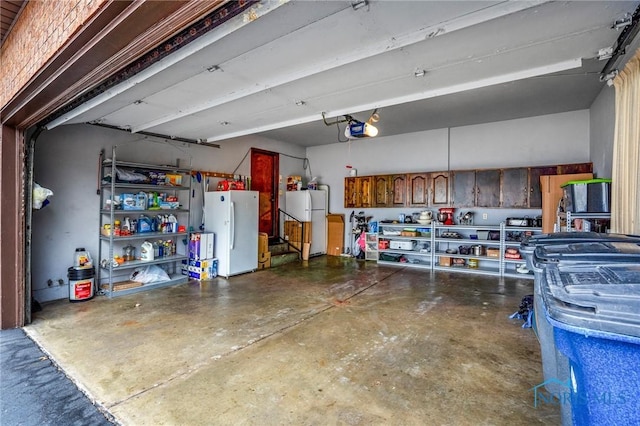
[452,170,476,207]
[360,176,373,208]
[374,175,391,207]
[429,172,450,206]
[502,167,529,208]
[475,169,501,207]
[528,166,557,208]
[344,176,373,208]
[390,174,407,207]
[373,175,407,207]
[558,162,593,175]
[344,177,357,208]
[343,162,592,209]
[407,173,428,207]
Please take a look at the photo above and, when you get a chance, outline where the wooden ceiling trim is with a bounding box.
[0,0,26,45]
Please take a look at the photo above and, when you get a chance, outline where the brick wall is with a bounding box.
[0,0,106,110]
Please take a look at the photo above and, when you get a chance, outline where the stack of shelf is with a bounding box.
[557,212,611,232]
[377,223,432,270]
[433,225,502,277]
[376,222,541,279]
[98,147,192,297]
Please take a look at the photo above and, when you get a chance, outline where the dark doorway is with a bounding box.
[251,149,279,238]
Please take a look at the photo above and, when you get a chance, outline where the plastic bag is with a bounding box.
[33,183,53,209]
[130,265,170,283]
[116,167,148,183]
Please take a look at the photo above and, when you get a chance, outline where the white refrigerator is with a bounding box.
[285,190,327,256]
[204,191,258,277]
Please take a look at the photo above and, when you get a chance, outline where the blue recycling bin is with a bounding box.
[522,233,640,425]
[541,262,640,425]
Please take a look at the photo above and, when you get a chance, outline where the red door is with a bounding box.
[251,149,279,237]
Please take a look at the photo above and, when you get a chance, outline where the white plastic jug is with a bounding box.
[140,241,154,261]
[73,248,93,268]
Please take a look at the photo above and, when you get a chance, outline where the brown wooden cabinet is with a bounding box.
[374,175,391,207]
[344,177,357,208]
[452,170,476,207]
[528,166,557,208]
[429,172,450,206]
[390,174,407,207]
[476,169,501,207]
[343,162,592,209]
[558,162,593,175]
[502,167,529,208]
[359,176,373,208]
[344,176,373,208]
[407,173,428,207]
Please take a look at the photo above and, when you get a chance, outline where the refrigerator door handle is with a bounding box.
[230,201,235,250]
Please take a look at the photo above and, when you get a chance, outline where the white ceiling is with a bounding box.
[49,0,640,147]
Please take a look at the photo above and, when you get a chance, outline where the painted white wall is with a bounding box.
[450,110,590,169]
[32,124,306,302]
[589,85,615,178]
[32,110,593,299]
[306,110,591,252]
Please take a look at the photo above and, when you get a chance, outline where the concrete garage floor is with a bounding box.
[25,257,559,425]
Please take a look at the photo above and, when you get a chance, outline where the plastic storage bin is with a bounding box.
[390,240,416,250]
[561,179,611,213]
[587,179,612,212]
[540,262,640,425]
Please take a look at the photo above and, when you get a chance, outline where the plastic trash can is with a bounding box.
[540,262,640,425]
[522,234,640,425]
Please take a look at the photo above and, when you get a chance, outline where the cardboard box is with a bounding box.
[401,231,418,237]
[284,221,311,244]
[189,232,215,260]
[258,252,271,269]
[258,232,269,254]
[302,243,310,261]
[165,174,182,186]
[439,256,452,267]
[486,248,500,258]
[286,175,302,191]
[327,214,345,256]
[540,173,593,233]
[182,258,218,280]
[120,193,147,210]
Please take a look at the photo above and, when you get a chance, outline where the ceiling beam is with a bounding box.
[44,0,286,131]
[132,0,550,134]
[203,57,582,143]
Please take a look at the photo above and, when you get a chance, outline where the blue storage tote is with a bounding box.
[541,262,640,425]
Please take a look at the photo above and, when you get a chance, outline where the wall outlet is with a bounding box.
[482,213,488,220]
